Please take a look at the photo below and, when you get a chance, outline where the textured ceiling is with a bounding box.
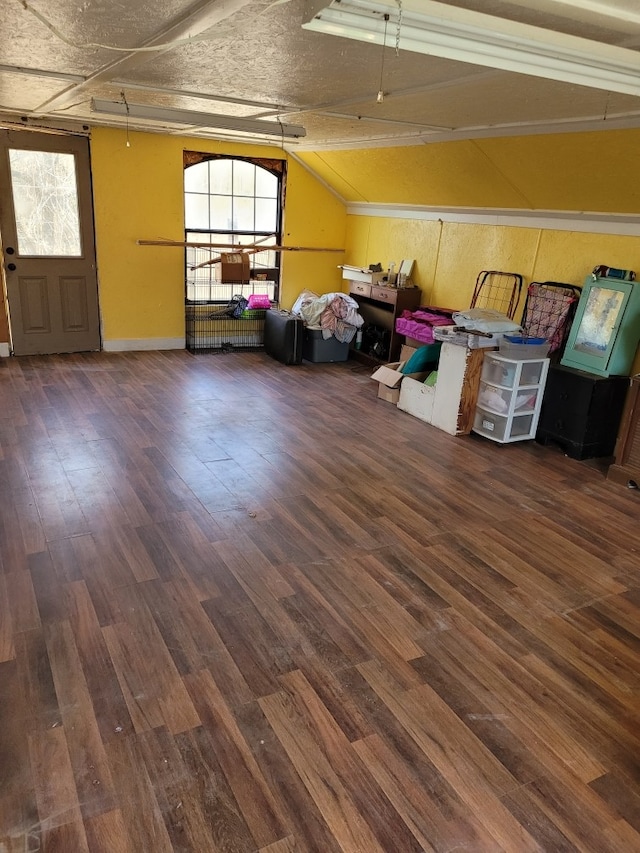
[1,0,640,150]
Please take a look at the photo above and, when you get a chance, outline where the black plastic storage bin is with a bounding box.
[302,328,349,363]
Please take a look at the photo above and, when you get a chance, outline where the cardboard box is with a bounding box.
[400,344,418,363]
[378,384,401,404]
[371,361,430,404]
[371,361,404,388]
[404,336,426,349]
[221,253,250,283]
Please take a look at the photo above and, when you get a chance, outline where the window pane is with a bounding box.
[187,231,214,244]
[185,193,210,229]
[209,160,233,195]
[9,149,82,256]
[255,167,277,198]
[255,198,277,231]
[214,232,234,245]
[233,233,256,249]
[253,252,277,268]
[186,232,214,280]
[233,160,255,196]
[184,156,281,305]
[209,196,233,230]
[184,161,209,192]
[233,197,254,231]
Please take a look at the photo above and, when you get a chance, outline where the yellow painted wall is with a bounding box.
[345,214,640,310]
[345,214,640,371]
[280,159,346,299]
[5,122,638,367]
[89,127,346,345]
[306,125,640,374]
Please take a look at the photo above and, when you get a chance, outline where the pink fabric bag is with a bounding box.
[247,294,271,309]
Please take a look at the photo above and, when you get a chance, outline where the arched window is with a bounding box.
[184,154,284,303]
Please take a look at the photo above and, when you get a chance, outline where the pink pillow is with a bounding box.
[247,294,271,309]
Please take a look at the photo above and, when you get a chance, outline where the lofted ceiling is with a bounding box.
[1,0,640,151]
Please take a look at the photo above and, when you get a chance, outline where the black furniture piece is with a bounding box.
[264,309,303,365]
[536,363,629,459]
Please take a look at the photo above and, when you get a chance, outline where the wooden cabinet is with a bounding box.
[348,282,421,363]
[607,375,640,487]
[349,281,371,299]
[399,342,485,435]
[535,364,629,459]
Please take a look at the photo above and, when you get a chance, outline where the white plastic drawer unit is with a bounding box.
[473,352,550,444]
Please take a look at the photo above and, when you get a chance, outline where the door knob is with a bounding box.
[7,263,16,271]
[5,247,15,255]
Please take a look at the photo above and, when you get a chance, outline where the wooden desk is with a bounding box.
[348,283,421,363]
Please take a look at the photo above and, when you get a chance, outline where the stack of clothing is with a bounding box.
[292,290,364,343]
[395,308,455,344]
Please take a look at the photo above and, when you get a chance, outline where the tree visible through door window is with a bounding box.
[8,149,82,256]
[184,156,282,303]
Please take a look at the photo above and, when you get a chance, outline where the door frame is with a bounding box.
[0,127,101,355]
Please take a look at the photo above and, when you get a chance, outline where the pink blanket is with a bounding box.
[395,309,454,344]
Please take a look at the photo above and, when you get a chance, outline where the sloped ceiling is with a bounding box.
[295,127,640,213]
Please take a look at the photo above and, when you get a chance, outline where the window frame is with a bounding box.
[184,152,285,305]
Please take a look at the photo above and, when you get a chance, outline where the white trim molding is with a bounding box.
[102,337,185,352]
[0,342,10,357]
[346,203,640,236]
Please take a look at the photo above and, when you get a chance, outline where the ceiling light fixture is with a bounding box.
[90,99,306,138]
[376,13,389,103]
[302,0,640,97]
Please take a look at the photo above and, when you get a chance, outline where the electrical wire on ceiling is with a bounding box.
[376,14,389,103]
[18,0,218,51]
[120,90,131,147]
[376,1,403,104]
[395,0,403,55]
[18,0,284,53]
[259,0,294,13]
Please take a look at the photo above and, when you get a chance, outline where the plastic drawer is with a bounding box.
[473,407,535,442]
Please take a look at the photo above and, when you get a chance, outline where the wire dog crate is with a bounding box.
[185,304,268,353]
[185,245,276,353]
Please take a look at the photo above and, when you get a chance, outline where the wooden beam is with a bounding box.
[137,239,343,252]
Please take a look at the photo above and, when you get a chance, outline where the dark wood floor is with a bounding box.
[1,349,640,852]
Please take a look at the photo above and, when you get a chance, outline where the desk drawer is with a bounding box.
[370,285,397,305]
[349,281,371,298]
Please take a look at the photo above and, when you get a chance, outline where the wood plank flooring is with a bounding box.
[1,348,640,852]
